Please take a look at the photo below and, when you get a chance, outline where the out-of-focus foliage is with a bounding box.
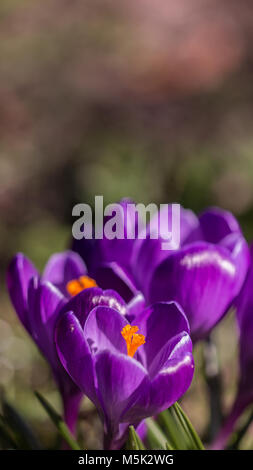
[1,0,253,449]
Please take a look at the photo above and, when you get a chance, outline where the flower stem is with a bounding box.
[203,335,223,441]
[210,398,246,449]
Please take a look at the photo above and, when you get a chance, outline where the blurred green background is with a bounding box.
[1,0,253,448]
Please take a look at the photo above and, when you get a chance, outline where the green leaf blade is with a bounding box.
[126,425,146,450]
[35,391,81,450]
[2,400,41,450]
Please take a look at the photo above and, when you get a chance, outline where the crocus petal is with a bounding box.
[94,262,138,303]
[131,205,200,296]
[73,198,138,276]
[84,306,128,355]
[133,302,190,371]
[148,331,192,379]
[72,230,98,275]
[6,253,39,333]
[123,343,194,423]
[198,207,240,244]
[61,389,83,436]
[126,292,146,322]
[95,350,147,437]
[146,348,194,415]
[7,252,83,436]
[60,287,127,328]
[43,250,87,296]
[131,238,167,298]
[27,279,66,363]
[151,204,199,244]
[219,232,250,295]
[136,420,147,442]
[97,198,138,271]
[55,311,98,406]
[149,242,241,341]
[96,235,136,274]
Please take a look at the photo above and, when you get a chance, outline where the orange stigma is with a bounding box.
[66,275,97,296]
[121,324,145,358]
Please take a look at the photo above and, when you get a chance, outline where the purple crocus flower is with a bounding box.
[73,203,249,342]
[6,250,138,434]
[211,243,253,449]
[55,298,194,449]
[72,198,140,303]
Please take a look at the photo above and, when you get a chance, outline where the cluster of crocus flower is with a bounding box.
[6,200,253,449]
[7,248,193,447]
[73,201,249,342]
[6,251,131,432]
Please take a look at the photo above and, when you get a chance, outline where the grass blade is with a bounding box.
[126,425,146,450]
[157,408,187,449]
[2,400,41,449]
[146,417,174,450]
[172,402,204,450]
[0,415,18,449]
[35,391,80,450]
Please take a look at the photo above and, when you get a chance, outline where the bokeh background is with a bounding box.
[1,0,253,449]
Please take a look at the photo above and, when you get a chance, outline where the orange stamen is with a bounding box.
[121,325,145,358]
[66,275,97,296]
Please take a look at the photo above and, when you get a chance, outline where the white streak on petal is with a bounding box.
[180,251,235,276]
